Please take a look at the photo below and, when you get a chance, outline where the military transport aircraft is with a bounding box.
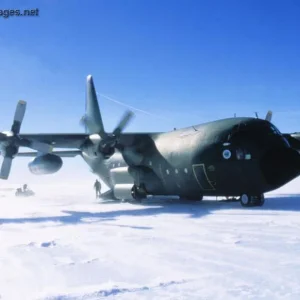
[0,75,300,207]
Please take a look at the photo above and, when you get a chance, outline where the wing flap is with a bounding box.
[17,150,82,157]
[19,134,88,149]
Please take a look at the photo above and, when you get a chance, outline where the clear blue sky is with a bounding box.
[1,0,300,184]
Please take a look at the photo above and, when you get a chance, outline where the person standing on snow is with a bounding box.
[94,179,101,198]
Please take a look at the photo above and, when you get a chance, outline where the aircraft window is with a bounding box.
[227,123,247,141]
[184,168,188,173]
[166,169,170,175]
[236,148,252,160]
[236,148,245,160]
[175,169,179,174]
[270,125,281,135]
[149,161,152,166]
[282,137,290,147]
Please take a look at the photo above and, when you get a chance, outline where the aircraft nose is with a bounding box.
[260,146,300,188]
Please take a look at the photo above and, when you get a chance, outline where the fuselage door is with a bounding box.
[192,163,216,191]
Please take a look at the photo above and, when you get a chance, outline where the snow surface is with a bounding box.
[0,179,300,300]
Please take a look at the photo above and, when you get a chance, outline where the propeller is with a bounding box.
[81,109,134,157]
[99,110,134,153]
[0,156,12,180]
[0,100,52,179]
[111,110,134,137]
[79,75,134,159]
[265,110,272,122]
[253,110,273,122]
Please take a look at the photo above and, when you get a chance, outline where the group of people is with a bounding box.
[16,184,29,194]
[16,180,102,199]
[15,183,35,197]
[15,180,102,199]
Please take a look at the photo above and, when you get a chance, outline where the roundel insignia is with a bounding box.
[222,149,231,159]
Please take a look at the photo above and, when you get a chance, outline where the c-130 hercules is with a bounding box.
[0,75,300,207]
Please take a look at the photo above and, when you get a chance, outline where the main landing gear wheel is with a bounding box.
[254,194,265,207]
[131,184,147,202]
[239,194,265,207]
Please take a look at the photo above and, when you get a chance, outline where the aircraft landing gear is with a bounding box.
[131,184,147,202]
[239,194,265,207]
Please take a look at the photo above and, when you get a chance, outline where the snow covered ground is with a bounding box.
[0,180,300,300]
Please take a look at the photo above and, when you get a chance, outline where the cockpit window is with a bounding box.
[269,124,281,135]
[227,123,247,141]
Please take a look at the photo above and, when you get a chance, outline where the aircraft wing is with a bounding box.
[283,133,300,151]
[16,150,82,157]
[19,134,88,149]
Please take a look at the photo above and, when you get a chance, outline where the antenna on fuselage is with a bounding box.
[255,112,259,119]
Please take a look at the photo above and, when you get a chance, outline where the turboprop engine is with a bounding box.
[80,75,134,160]
[28,154,63,175]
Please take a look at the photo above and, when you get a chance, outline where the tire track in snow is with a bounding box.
[139,229,300,293]
[42,279,192,299]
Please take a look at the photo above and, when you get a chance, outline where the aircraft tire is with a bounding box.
[240,194,251,207]
[240,194,265,207]
[252,194,265,207]
[131,185,146,201]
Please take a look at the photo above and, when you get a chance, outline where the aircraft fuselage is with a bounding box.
[82,117,300,200]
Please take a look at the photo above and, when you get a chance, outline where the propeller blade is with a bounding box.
[112,110,134,136]
[11,100,27,134]
[265,110,272,122]
[0,156,13,180]
[20,139,53,153]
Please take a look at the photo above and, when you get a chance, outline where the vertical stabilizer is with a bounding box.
[84,75,106,135]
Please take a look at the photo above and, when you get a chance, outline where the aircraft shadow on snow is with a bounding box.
[0,194,300,227]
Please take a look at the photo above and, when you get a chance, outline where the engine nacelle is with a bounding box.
[28,154,63,175]
[82,143,115,159]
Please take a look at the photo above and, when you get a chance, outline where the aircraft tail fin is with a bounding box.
[80,75,134,148]
[81,75,106,136]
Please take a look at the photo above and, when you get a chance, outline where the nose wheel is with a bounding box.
[240,194,265,207]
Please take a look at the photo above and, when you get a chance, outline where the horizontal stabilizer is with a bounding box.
[17,150,82,157]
